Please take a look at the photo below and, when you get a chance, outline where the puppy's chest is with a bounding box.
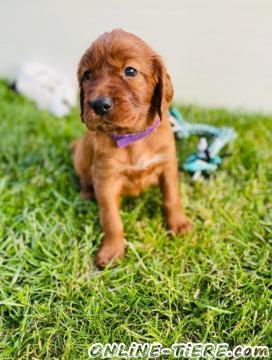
[117,152,167,195]
[122,153,168,173]
[93,150,169,196]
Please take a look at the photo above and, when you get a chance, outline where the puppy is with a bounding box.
[72,29,192,267]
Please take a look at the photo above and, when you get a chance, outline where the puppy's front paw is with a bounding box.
[167,213,193,235]
[96,241,125,268]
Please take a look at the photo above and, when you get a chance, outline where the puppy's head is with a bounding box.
[78,29,173,134]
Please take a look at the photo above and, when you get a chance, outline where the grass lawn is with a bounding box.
[0,79,271,359]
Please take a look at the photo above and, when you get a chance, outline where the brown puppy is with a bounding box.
[72,29,192,267]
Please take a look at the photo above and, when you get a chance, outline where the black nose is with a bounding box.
[90,97,113,116]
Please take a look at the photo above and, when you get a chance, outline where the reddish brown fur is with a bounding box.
[72,29,192,267]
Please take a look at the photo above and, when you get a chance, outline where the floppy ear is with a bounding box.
[79,78,85,122]
[151,56,174,120]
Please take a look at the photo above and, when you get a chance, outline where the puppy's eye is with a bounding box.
[83,70,92,80]
[124,67,137,77]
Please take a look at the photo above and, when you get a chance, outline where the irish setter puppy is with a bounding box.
[72,29,192,267]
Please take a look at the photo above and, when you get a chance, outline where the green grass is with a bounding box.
[0,79,271,359]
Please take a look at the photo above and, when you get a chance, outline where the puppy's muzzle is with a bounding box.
[90,96,113,116]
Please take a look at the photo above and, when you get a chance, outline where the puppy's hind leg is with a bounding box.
[79,179,95,201]
[70,137,95,201]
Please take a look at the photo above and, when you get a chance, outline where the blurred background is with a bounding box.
[0,0,271,112]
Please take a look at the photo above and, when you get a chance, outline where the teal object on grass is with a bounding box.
[169,107,236,177]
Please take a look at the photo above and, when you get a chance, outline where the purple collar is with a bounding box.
[111,118,160,148]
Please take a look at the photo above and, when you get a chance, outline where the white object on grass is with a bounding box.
[15,63,77,117]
